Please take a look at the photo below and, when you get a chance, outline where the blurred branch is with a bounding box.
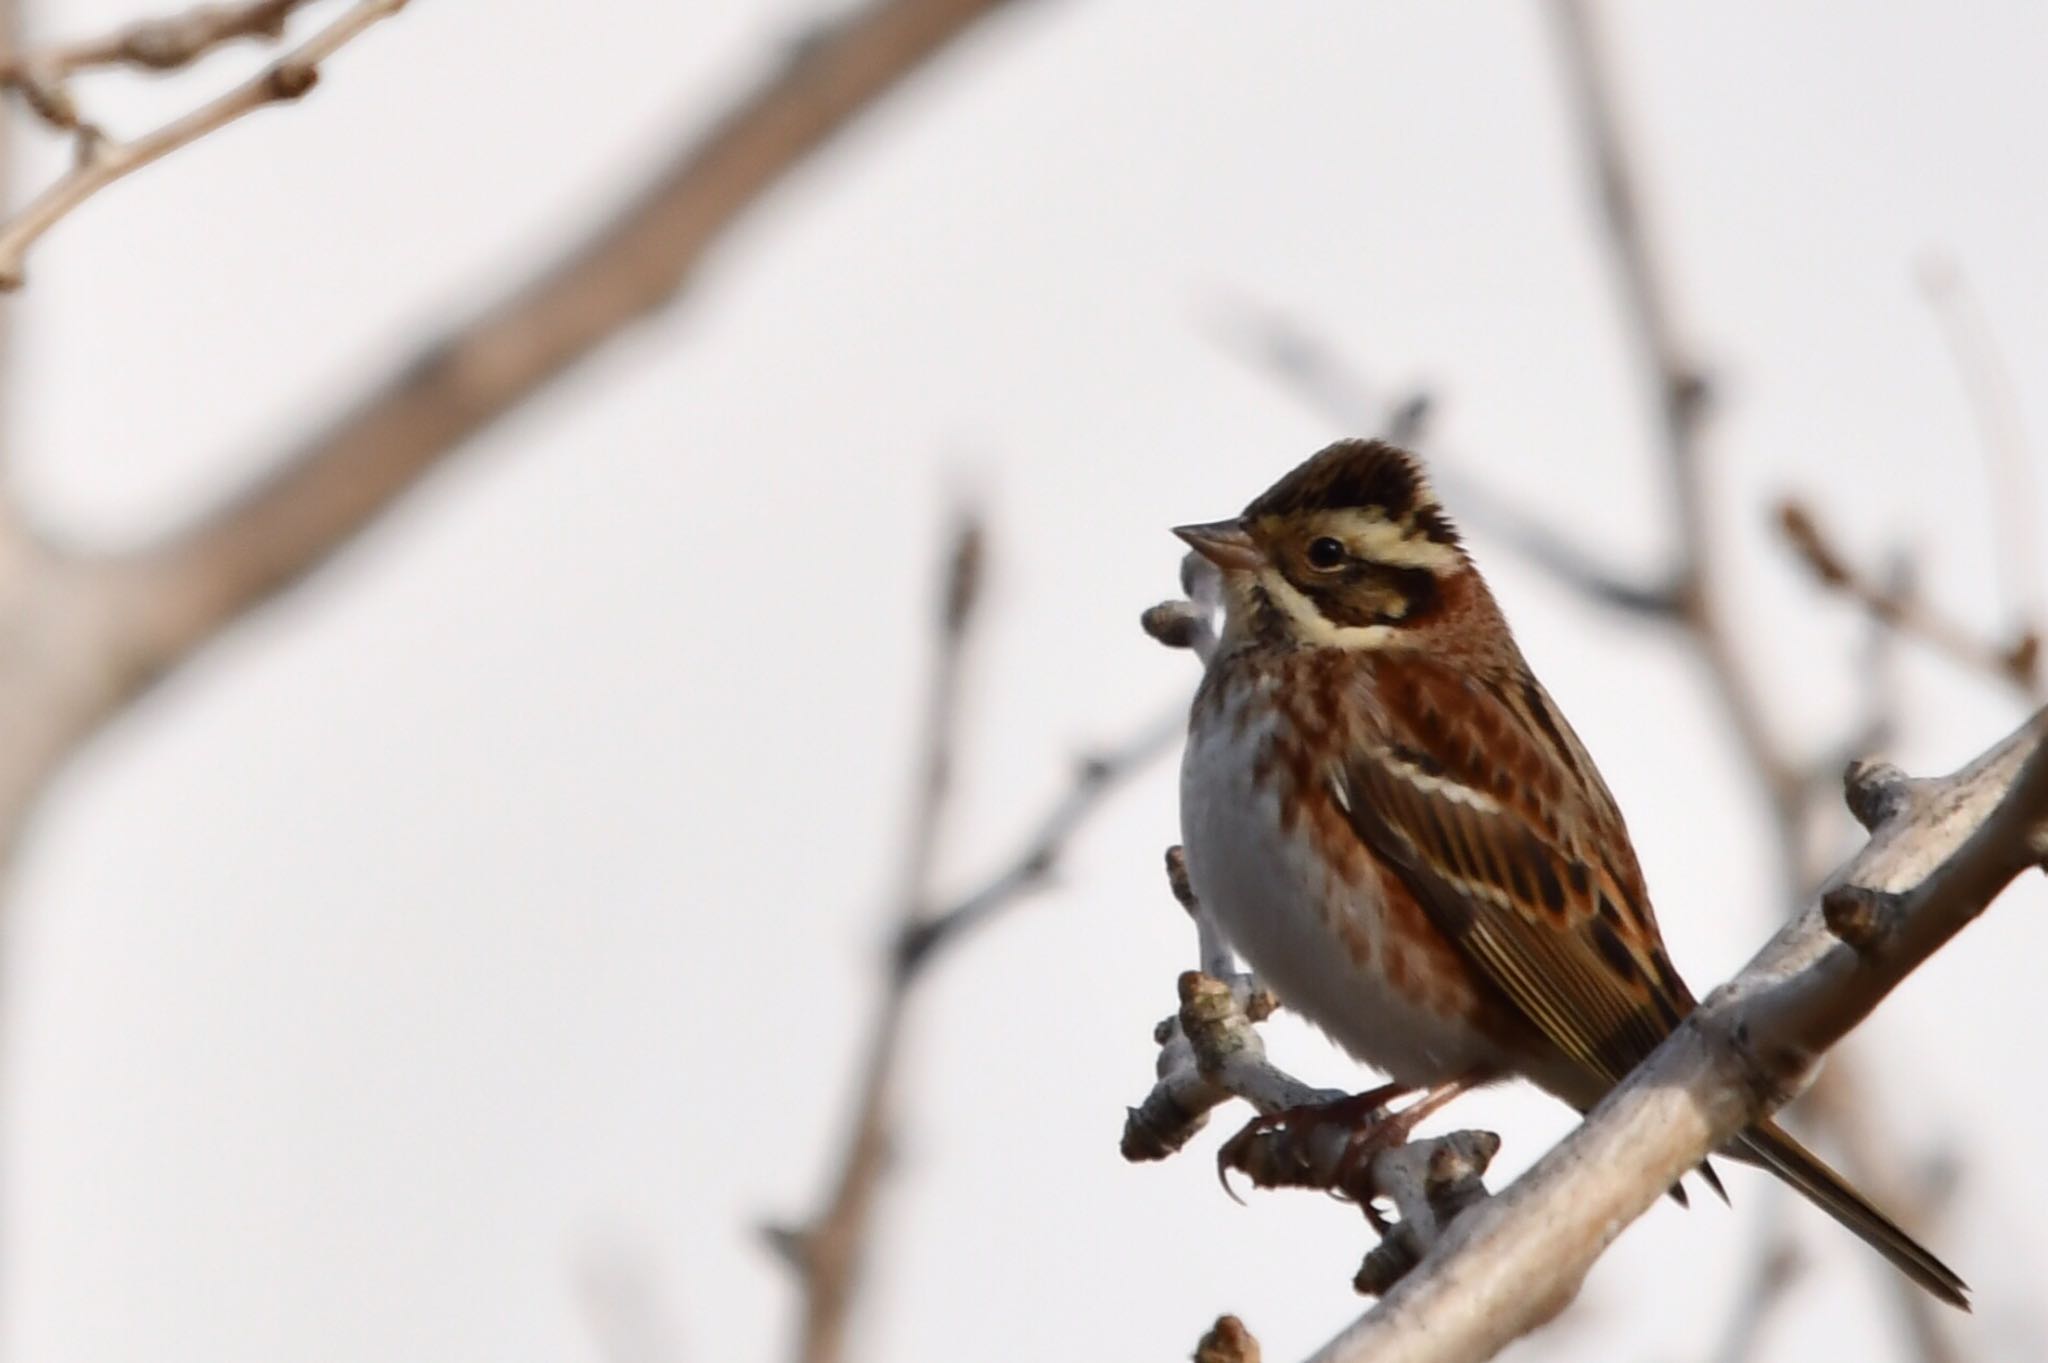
[0,0,1024,843]
[1303,710,2048,1363]
[1703,1213,1803,1363]
[0,0,403,289]
[1779,498,2042,698]
[1203,295,1679,616]
[1918,255,2040,628]
[772,516,1176,1363]
[1544,0,1810,859]
[0,0,299,149]
[0,0,317,87]
[1542,7,1984,1361]
[769,509,983,1363]
[574,1239,690,1363]
[894,708,1180,972]
[0,0,20,522]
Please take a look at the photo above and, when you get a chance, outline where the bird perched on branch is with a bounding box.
[1173,438,1966,1306]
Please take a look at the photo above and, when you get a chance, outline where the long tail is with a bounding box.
[1734,1117,1969,1309]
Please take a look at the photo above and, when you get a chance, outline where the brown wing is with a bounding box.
[1337,658,1693,1093]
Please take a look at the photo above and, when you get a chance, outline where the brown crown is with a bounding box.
[1243,439,1459,546]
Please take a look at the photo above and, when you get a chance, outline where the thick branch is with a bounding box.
[1303,709,2048,1363]
[0,0,1019,831]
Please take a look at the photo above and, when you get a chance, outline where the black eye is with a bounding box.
[1306,537,1346,570]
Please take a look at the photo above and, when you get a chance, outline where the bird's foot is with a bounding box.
[1215,1081,1414,1205]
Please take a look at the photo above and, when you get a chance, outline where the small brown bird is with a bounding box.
[1174,438,1966,1305]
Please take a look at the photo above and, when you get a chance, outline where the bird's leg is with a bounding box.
[1331,1072,1485,1201]
[1216,1081,1415,1200]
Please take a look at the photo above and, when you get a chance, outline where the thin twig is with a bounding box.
[773,510,983,1363]
[0,0,316,84]
[0,0,25,551]
[1702,1208,1804,1363]
[895,709,1182,972]
[1918,255,2041,629]
[574,1239,690,1363]
[1203,295,1677,616]
[0,0,404,289]
[775,514,1178,1363]
[1545,0,1812,873]
[1779,498,2041,698]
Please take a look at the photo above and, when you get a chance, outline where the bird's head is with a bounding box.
[1175,439,1478,651]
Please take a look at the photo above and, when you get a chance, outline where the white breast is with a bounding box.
[1177,680,1500,1086]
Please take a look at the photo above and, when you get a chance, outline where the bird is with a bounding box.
[1172,437,1966,1306]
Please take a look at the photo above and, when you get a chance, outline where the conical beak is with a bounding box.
[1173,519,1265,571]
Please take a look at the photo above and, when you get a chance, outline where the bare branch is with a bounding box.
[777,512,1177,1363]
[1203,296,1677,616]
[0,0,404,289]
[774,509,982,1363]
[1778,498,2041,697]
[0,0,1021,833]
[1303,710,2048,1363]
[1917,255,2040,628]
[894,711,1181,972]
[0,0,316,89]
[1702,1221,1804,1363]
[1543,14,1986,1358]
[1544,0,1813,853]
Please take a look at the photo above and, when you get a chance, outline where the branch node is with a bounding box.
[265,59,320,100]
[1164,844,1197,914]
[1666,366,1713,429]
[757,1220,811,1273]
[1844,759,1912,830]
[1143,599,1212,652]
[1821,883,1895,953]
[1193,1314,1262,1363]
[2005,630,2040,689]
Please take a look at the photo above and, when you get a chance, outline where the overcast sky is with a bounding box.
[1,2,2044,1361]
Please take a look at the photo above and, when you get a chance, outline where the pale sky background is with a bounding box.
[0,2,2042,1361]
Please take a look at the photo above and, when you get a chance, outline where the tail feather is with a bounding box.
[1735,1117,1969,1309]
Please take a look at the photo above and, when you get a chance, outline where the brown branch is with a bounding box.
[0,0,1022,839]
[774,516,1175,1363]
[0,0,316,86]
[1540,7,1980,1361]
[769,510,982,1363]
[0,0,402,289]
[1202,296,1679,617]
[1702,1211,1804,1363]
[1918,255,2040,629]
[1303,709,2048,1363]
[1544,0,1811,859]
[1779,498,2041,698]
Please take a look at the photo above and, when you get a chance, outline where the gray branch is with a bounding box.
[1301,708,2048,1363]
